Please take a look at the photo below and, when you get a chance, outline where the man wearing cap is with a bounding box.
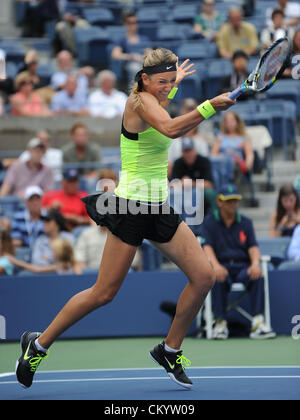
[11,185,47,249]
[0,138,54,199]
[201,184,276,339]
[170,137,218,214]
[42,168,89,230]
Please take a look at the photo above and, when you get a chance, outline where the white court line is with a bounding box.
[1,365,299,377]
[1,375,300,385]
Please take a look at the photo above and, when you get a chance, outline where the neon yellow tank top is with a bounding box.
[115,124,172,202]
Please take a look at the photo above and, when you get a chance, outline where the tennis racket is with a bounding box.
[229,36,291,100]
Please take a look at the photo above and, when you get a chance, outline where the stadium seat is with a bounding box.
[278,260,300,271]
[177,41,217,61]
[0,196,25,220]
[37,62,55,86]
[171,4,199,24]
[203,58,233,98]
[73,27,109,66]
[82,8,114,26]
[141,240,163,271]
[266,80,300,118]
[257,237,291,267]
[137,7,166,23]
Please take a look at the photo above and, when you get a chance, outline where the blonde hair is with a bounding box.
[131,48,177,110]
[221,111,246,136]
[51,238,75,272]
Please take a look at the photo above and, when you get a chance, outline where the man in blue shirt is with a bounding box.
[51,75,88,116]
[201,184,276,339]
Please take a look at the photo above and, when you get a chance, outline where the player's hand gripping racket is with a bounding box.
[229,36,291,100]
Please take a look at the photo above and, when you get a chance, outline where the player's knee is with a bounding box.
[90,287,118,308]
[199,265,216,292]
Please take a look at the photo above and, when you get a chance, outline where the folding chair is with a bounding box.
[197,255,272,338]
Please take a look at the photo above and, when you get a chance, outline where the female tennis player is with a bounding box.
[16,48,234,390]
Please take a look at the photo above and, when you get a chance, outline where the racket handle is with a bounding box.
[228,87,243,100]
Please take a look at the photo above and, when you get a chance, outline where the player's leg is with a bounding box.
[149,222,215,389]
[152,222,215,350]
[16,232,137,388]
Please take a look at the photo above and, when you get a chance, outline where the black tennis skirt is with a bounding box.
[81,192,182,247]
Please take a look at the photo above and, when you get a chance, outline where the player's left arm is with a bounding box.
[160,59,196,109]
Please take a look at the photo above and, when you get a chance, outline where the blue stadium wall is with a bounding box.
[0,271,300,341]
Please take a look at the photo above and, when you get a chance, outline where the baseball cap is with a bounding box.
[24,185,43,200]
[27,137,44,149]
[181,137,195,151]
[218,184,242,201]
[63,168,79,180]
[43,210,67,231]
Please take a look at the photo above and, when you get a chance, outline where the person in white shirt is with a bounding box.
[266,0,300,28]
[87,70,127,119]
[19,130,63,182]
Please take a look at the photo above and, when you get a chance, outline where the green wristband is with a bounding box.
[168,87,178,100]
[197,100,216,119]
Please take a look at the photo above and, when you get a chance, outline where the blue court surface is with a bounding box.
[1,366,300,400]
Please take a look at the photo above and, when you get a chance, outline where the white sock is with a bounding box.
[35,338,48,353]
[164,343,180,353]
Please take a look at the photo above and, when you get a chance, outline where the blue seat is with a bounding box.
[203,58,233,98]
[257,237,291,267]
[137,7,165,23]
[171,4,198,24]
[0,196,25,219]
[37,62,55,86]
[156,24,189,42]
[173,72,203,103]
[141,240,163,271]
[168,187,203,235]
[177,41,217,61]
[82,8,114,26]
[73,27,109,66]
[267,80,300,117]
[278,260,300,271]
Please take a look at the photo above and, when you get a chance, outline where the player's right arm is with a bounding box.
[136,92,234,139]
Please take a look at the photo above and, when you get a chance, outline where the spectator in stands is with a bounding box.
[50,50,93,97]
[42,168,90,231]
[211,111,254,184]
[266,0,300,29]
[0,138,54,199]
[261,9,295,53]
[62,122,101,177]
[8,237,80,274]
[0,230,15,275]
[10,72,53,117]
[10,185,46,249]
[51,75,88,116]
[111,10,151,85]
[193,0,224,41]
[19,129,63,182]
[220,50,255,101]
[32,210,74,266]
[217,7,258,59]
[20,0,60,38]
[269,184,300,237]
[97,167,118,193]
[17,50,42,88]
[87,70,127,119]
[170,138,217,215]
[201,183,276,339]
[168,99,210,176]
[55,0,91,56]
